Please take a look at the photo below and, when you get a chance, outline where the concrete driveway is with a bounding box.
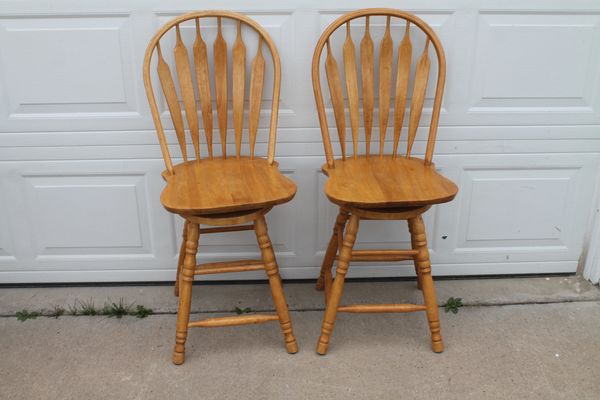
[1,277,599,399]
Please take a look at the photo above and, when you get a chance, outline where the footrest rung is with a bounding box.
[338,303,426,313]
[336,249,418,262]
[188,314,279,328]
[194,259,264,275]
[199,225,254,234]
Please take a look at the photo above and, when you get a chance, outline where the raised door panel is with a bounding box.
[0,14,148,131]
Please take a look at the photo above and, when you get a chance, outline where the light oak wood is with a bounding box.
[157,43,187,162]
[143,11,297,364]
[349,204,430,220]
[393,22,412,158]
[336,249,417,262]
[145,11,283,168]
[188,314,279,328]
[161,158,296,214]
[311,8,447,167]
[248,38,265,159]
[410,221,423,290]
[343,23,360,158]
[173,222,199,365]
[193,18,214,159]
[408,215,443,352]
[194,259,264,275]
[378,16,393,157]
[174,219,188,297]
[323,156,458,208]
[199,225,254,234]
[338,304,426,313]
[174,25,201,160]
[183,208,270,227]
[351,249,417,257]
[407,39,431,158]
[316,213,360,355]
[325,40,346,159]
[232,21,246,158]
[360,17,374,157]
[254,215,298,353]
[312,8,455,356]
[315,208,349,300]
[214,17,228,157]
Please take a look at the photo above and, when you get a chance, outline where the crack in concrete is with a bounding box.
[1,298,598,318]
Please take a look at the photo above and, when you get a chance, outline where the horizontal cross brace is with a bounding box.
[195,259,264,275]
[199,225,254,234]
[188,314,279,328]
[338,303,426,313]
[336,249,418,262]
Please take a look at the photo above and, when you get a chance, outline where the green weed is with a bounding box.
[16,309,40,321]
[444,297,464,314]
[134,305,153,319]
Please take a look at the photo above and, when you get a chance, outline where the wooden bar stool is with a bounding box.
[143,11,298,364]
[311,8,458,355]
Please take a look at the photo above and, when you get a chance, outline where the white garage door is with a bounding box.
[1,0,599,283]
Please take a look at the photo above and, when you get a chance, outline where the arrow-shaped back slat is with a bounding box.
[378,16,393,157]
[174,25,200,160]
[232,21,246,158]
[325,40,346,160]
[343,22,360,158]
[360,16,374,157]
[393,22,412,158]
[193,18,214,159]
[157,43,188,162]
[406,38,430,158]
[213,17,228,158]
[248,38,265,159]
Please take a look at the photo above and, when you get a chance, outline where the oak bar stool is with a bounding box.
[143,11,298,364]
[312,9,458,355]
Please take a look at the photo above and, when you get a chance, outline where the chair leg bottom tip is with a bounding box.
[172,352,185,365]
[316,342,329,355]
[432,342,444,353]
[285,341,299,354]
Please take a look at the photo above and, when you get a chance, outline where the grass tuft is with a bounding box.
[68,302,79,316]
[102,298,133,319]
[134,305,153,319]
[79,298,98,316]
[13,298,153,320]
[49,305,65,319]
[16,309,40,321]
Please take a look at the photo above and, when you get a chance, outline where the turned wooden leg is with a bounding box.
[316,213,360,355]
[172,222,199,365]
[409,221,423,291]
[174,220,189,297]
[316,208,349,302]
[254,215,298,354]
[408,215,444,353]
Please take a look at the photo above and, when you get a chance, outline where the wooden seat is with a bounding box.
[311,9,458,355]
[143,10,298,365]
[161,158,296,214]
[323,156,457,208]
